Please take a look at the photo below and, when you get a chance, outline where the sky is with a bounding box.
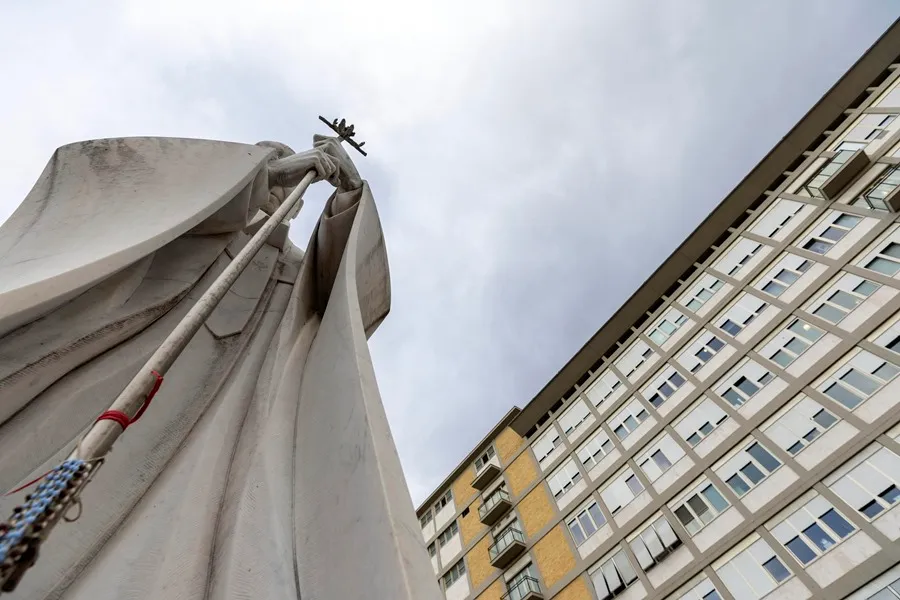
[0,1,898,506]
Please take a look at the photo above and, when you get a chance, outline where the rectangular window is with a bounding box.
[682,274,725,313]
[630,515,682,571]
[749,198,806,240]
[862,576,900,600]
[438,520,459,546]
[420,510,433,529]
[615,339,657,380]
[435,490,452,511]
[674,577,723,600]
[673,481,730,535]
[828,444,900,520]
[808,272,880,325]
[756,253,812,297]
[608,399,651,440]
[531,425,563,466]
[855,165,900,211]
[770,495,856,566]
[715,359,775,408]
[589,549,638,600]
[800,213,862,255]
[717,440,782,497]
[715,292,769,337]
[763,395,839,457]
[864,242,900,276]
[799,150,856,198]
[715,537,792,600]
[817,350,900,410]
[761,318,824,368]
[427,542,436,557]
[442,558,466,589]
[548,458,583,499]
[674,398,729,447]
[677,330,728,375]
[601,468,645,515]
[648,308,689,346]
[566,500,608,546]
[586,369,624,409]
[637,434,685,482]
[713,238,765,278]
[577,429,614,471]
[643,367,687,408]
[558,399,593,438]
[474,446,496,471]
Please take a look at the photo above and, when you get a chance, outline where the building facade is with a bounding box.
[416,19,900,600]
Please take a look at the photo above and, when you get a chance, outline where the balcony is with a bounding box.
[501,576,544,600]
[818,149,870,200]
[489,527,526,569]
[479,488,512,526]
[472,459,501,490]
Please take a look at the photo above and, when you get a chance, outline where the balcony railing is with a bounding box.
[501,576,543,600]
[489,527,526,568]
[478,488,511,525]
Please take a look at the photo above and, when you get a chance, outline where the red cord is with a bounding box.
[96,370,164,431]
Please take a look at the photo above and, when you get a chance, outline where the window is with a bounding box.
[505,564,540,600]
[715,360,775,408]
[713,238,765,278]
[442,558,466,589]
[427,542,436,557]
[648,308,689,345]
[715,293,769,337]
[475,446,496,471]
[762,318,824,368]
[864,242,900,276]
[799,150,856,198]
[643,367,687,408]
[678,331,727,374]
[674,398,730,447]
[637,434,685,482]
[548,458,583,499]
[630,516,682,571]
[872,318,900,355]
[770,495,856,566]
[866,578,900,600]
[673,481,730,535]
[763,395,839,456]
[531,425,563,466]
[437,520,459,546]
[757,254,812,297]
[682,275,725,313]
[558,399,593,438]
[589,549,638,600]
[577,429,614,471]
[828,444,900,520]
[855,165,900,211]
[601,468,645,515]
[717,440,782,497]
[420,510,433,529]
[586,369,624,409]
[435,490,452,512]
[817,350,900,410]
[566,499,608,546]
[808,272,879,324]
[835,141,868,153]
[749,198,805,240]
[801,213,862,255]
[609,400,651,440]
[615,340,656,379]
[715,537,792,600]
[674,577,723,600]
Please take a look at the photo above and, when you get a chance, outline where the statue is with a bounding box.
[0,125,442,600]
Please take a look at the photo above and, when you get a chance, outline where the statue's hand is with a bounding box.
[313,135,363,191]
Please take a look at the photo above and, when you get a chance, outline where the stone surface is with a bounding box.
[0,137,440,600]
[532,525,577,589]
[519,485,556,537]
[506,452,539,497]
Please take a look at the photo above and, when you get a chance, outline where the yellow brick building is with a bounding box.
[418,20,900,600]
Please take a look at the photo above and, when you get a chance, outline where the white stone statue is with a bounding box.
[0,133,442,600]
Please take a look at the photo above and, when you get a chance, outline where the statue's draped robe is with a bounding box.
[0,138,441,600]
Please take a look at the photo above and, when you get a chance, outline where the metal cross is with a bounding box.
[318,116,368,156]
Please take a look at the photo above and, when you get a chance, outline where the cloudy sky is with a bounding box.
[0,1,898,505]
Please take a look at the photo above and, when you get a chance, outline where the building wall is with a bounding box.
[419,25,900,600]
